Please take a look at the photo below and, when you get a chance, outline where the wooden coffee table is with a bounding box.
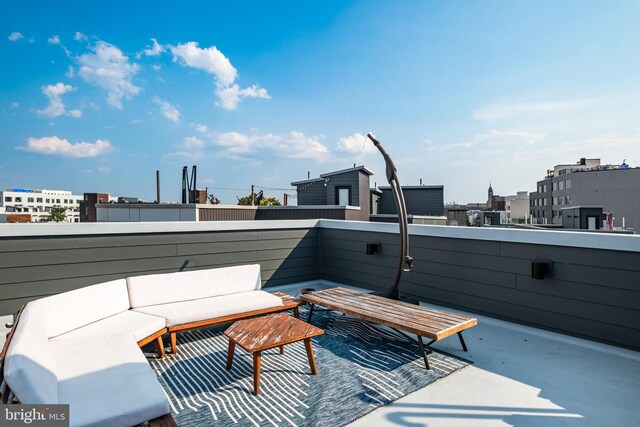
[224,313,324,395]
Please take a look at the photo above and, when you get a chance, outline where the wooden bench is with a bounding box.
[300,287,477,369]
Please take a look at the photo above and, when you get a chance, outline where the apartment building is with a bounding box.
[0,188,82,222]
[529,158,640,229]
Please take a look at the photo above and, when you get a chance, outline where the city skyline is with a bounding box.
[1,1,639,204]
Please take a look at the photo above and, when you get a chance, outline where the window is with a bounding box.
[544,198,547,206]
[15,197,22,202]
[553,182,558,191]
[37,198,43,203]
[56,199,61,203]
[566,179,571,189]
[538,185,542,193]
[565,195,571,204]
[4,197,11,202]
[46,199,50,203]
[543,184,547,192]
[553,196,558,205]
[28,197,34,203]
[559,181,565,190]
[335,186,351,206]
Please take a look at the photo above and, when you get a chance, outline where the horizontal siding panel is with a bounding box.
[499,242,640,272]
[177,236,317,256]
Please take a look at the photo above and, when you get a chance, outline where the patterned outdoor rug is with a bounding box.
[148,309,470,427]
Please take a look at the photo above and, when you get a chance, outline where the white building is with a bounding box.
[505,191,530,224]
[0,189,82,223]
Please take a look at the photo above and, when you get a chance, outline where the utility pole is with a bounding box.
[251,184,255,206]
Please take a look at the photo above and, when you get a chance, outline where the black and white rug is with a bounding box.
[148,310,470,427]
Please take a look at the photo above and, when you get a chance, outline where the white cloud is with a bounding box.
[152,96,180,122]
[216,84,270,110]
[35,82,80,118]
[137,38,165,58]
[8,32,23,42]
[442,130,546,151]
[193,123,208,133]
[66,66,75,78]
[337,132,377,153]
[68,109,82,118]
[16,136,114,157]
[48,35,60,45]
[170,42,237,86]
[170,41,269,109]
[183,136,205,149]
[10,102,19,109]
[74,32,87,42]
[473,99,592,121]
[214,131,329,162]
[78,41,140,109]
[152,64,161,71]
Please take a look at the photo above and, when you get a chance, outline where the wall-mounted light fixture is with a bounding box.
[366,243,380,255]
[531,259,552,280]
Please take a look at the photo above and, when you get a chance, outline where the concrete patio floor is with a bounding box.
[2,280,638,427]
[275,281,640,427]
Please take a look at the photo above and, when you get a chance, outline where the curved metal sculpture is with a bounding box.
[366,133,413,300]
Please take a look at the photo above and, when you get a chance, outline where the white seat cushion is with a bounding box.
[51,334,169,427]
[40,279,131,338]
[133,290,283,326]
[4,301,58,404]
[127,264,261,308]
[51,310,166,343]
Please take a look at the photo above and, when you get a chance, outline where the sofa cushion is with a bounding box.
[51,334,170,427]
[132,290,283,326]
[127,264,262,308]
[4,301,58,404]
[41,279,131,338]
[51,310,166,343]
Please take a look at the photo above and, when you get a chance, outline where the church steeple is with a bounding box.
[488,182,494,199]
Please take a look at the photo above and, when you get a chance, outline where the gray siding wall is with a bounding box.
[378,187,444,215]
[296,181,327,205]
[319,224,640,350]
[568,168,640,229]
[0,227,319,315]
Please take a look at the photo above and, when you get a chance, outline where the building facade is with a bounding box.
[0,188,82,223]
[505,191,530,224]
[529,158,640,229]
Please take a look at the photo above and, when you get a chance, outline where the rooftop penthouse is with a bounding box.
[0,220,638,426]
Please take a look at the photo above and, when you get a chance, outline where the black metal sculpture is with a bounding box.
[366,133,414,300]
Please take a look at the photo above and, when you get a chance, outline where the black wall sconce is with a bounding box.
[366,243,380,255]
[531,259,552,280]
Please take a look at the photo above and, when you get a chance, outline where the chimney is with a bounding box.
[580,158,586,165]
[156,170,161,203]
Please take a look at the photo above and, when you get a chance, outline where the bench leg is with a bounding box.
[307,304,315,323]
[457,332,468,351]
[304,338,318,375]
[279,345,284,355]
[226,340,236,370]
[170,332,177,354]
[417,335,430,370]
[253,351,262,395]
[155,335,166,358]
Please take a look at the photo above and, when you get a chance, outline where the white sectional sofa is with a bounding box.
[2,264,294,427]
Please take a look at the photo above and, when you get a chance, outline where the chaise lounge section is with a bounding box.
[1,264,298,426]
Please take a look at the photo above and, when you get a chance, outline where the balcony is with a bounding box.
[1,220,639,426]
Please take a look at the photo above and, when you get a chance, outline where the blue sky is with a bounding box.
[1,1,639,204]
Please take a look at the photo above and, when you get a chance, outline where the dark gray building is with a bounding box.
[530,158,640,229]
[291,166,372,221]
[373,186,444,216]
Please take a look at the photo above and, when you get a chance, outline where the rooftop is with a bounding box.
[1,219,638,426]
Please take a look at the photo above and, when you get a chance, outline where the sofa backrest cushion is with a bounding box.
[127,264,262,308]
[4,301,58,404]
[41,279,130,338]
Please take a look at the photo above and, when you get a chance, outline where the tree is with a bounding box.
[237,192,259,206]
[208,194,220,205]
[48,206,67,222]
[259,196,281,206]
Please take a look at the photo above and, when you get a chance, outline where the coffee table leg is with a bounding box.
[253,351,262,395]
[293,306,300,319]
[279,345,284,355]
[226,340,235,370]
[304,338,318,375]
